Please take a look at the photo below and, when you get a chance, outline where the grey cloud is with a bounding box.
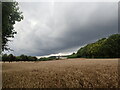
[8,2,118,56]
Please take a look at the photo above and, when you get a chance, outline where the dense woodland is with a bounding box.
[68,34,120,58]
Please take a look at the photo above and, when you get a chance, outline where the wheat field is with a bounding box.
[2,58,119,88]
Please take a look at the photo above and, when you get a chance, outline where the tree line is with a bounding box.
[68,34,120,58]
[2,54,37,62]
[39,56,59,61]
[2,34,120,62]
[2,54,60,62]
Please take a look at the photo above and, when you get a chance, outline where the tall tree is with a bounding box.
[2,1,23,51]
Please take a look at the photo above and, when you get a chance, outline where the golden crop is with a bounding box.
[2,58,119,88]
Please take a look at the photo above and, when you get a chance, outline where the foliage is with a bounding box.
[2,54,37,62]
[76,34,120,58]
[2,54,58,62]
[2,34,120,62]
[38,56,59,61]
[67,53,77,58]
[2,2,23,51]
[68,34,120,58]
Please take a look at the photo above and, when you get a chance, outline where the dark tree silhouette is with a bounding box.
[2,2,23,51]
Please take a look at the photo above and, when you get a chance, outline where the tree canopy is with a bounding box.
[2,54,59,62]
[2,54,38,62]
[68,34,120,58]
[2,1,23,51]
[77,34,120,58]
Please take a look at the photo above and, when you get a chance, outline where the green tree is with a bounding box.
[2,2,23,51]
[68,53,77,58]
[8,54,14,62]
[20,54,28,61]
[77,34,120,58]
[2,54,8,62]
[102,34,120,58]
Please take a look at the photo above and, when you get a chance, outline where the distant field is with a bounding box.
[2,58,119,88]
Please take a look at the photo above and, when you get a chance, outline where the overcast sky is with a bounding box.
[7,1,118,57]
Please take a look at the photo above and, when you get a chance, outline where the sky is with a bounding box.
[7,0,118,57]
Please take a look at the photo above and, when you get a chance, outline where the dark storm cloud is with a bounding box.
[8,2,118,56]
